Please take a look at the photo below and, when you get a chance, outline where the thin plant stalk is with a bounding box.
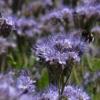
[58,63,73,96]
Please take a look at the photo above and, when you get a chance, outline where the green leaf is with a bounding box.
[37,68,49,90]
[91,58,100,71]
[82,55,100,72]
[93,93,100,100]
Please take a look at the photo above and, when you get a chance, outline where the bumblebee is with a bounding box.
[81,30,94,43]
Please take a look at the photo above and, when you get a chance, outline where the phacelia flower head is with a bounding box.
[41,7,74,32]
[15,17,39,37]
[63,85,90,100]
[0,37,16,55]
[38,86,58,100]
[16,70,36,94]
[0,71,36,100]
[76,5,100,18]
[91,25,100,35]
[0,73,18,100]
[34,85,90,100]
[83,71,100,86]
[34,33,88,65]
[0,17,13,37]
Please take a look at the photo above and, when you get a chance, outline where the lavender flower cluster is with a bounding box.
[83,71,100,85]
[0,72,90,100]
[34,85,90,100]
[0,70,36,100]
[0,0,100,100]
[34,31,90,96]
[0,0,100,39]
[35,33,88,65]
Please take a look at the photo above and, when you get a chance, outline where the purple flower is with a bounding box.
[0,37,15,55]
[16,70,36,94]
[0,71,36,100]
[91,25,100,34]
[0,17,13,37]
[83,71,100,85]
[0,73,18,100]
[15,17,39,37]
[34,85,90,100]
[63,85,90,100]
[34,33,88,65]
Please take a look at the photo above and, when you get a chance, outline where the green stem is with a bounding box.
[0,53,7,73]
[73,65,80,84]
[61,65,73,95]
[59,64,73,96]
[58,67,63,95]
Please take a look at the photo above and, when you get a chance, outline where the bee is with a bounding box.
[81,30,94,43]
